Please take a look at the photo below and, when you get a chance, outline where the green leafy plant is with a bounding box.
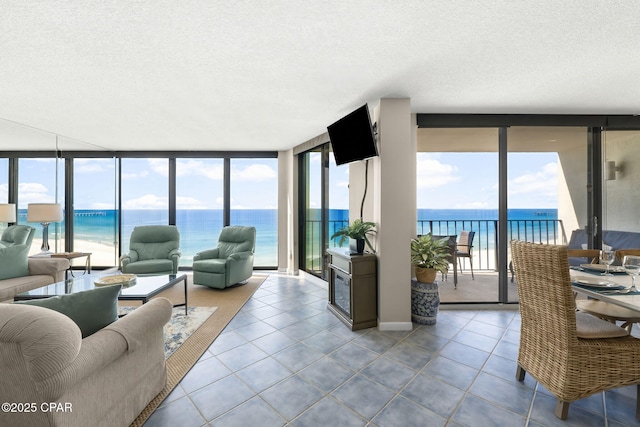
[331,219,377,253]
[410,234,451,273]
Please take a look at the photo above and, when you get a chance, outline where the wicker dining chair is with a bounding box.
[511,240,640,420]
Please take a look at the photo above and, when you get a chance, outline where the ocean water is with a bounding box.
[18,208,558,267]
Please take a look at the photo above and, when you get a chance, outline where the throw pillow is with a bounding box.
[0,244,29,280]
[16,285,122,338]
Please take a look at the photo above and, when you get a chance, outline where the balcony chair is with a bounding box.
[120,225,181,275]
[0,225,35,248]
[192,225,256,289]
[456,230,475,279]
[430,234,458,287]
[511,240,640,420]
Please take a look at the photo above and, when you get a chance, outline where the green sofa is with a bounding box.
[0,243,69,301]
[192,225,256,289]
[120,225,181,275]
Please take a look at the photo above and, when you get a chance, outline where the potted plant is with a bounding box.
[331,218,377,254]
[410,234,451,283]
[410,234,451,325]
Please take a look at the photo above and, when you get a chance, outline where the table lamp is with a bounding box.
[27,203,63,254]
[0,204,16,224]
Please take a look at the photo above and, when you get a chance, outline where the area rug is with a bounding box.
[119,305,218,359]
[129,273,268,427]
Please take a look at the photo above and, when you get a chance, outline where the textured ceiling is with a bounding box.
[2,1,640,152]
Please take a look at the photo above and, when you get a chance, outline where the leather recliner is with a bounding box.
[192,226,256,289]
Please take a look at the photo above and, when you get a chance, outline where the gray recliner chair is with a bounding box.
[120,225,181,275]
[192,226,256,289]
[0,225,35,248]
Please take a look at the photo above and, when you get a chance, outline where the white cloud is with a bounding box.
[231,164,276,181]
[19,183,48,194]
[74,159,114,174]
[122,171,149,180]
[176,196,208,209]
[17,182,56,204]
[176,159,223,180]
[123,194,168,209]
[416,157,461,189]
[148,159,168,176]
[508,162,558,197]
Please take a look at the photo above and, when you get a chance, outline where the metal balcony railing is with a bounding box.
[304,217,566,273]
[418,218,567,271]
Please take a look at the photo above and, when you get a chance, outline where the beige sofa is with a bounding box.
[0,297,172,427]
[0,257,69,301]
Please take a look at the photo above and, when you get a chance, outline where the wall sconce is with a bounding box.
[27,203,63,254]
[606,160,622,181]
[0,204,16,224]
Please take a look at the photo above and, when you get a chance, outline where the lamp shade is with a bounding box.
[0,204,16,222]
[27,203,63,222]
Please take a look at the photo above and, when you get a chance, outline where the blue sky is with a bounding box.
[417,152,558,209]
[2,152,557,211]
[2,157,278,210]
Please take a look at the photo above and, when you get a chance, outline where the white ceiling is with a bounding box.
[2,1,640,152]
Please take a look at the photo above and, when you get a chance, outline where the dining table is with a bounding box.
[570,264,640,314]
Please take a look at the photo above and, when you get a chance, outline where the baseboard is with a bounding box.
[378,321,413,331]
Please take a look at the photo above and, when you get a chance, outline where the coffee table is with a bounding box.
[14,272,188,315]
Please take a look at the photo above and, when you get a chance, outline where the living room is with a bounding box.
[3,2,640,426]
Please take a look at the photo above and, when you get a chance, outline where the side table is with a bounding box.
[51,252,92,280]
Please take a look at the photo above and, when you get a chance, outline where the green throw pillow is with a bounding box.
[16,285,122,338]
[0,244,29,280]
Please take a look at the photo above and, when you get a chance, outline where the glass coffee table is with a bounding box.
[14,272,188,315]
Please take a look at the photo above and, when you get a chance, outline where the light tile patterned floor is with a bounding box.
[143,272,640,426]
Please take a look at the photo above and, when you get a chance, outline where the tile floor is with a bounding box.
[144,272,640,426]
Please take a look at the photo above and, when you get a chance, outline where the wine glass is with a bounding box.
[622,255,640,292]
[599,250,615,276]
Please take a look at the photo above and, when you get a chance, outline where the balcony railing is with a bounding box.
[418,218,567,271]
[304,217,566,273]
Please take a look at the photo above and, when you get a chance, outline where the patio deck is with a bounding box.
[437,270,519,304]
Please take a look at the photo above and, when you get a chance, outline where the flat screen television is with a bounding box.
[327,104,378,166]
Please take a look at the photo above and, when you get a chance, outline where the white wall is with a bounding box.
[277,150,298,274]
[371,99,415,331]
[603,131,640,231]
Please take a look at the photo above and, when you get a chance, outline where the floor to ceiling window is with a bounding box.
[120,158,170,255]
[0,159,8,234]
[418,124,589,304]
[506,127,587,302]
[72,158,119,267]
[417,128,499,303]
[299,143,349,278]
[230,158,278,266]
[176,158,224,266]
[2,151,279,269]
[18,158,65,254]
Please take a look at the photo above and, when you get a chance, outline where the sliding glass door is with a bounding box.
[299,143,349,278]
[418,126,591,304]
